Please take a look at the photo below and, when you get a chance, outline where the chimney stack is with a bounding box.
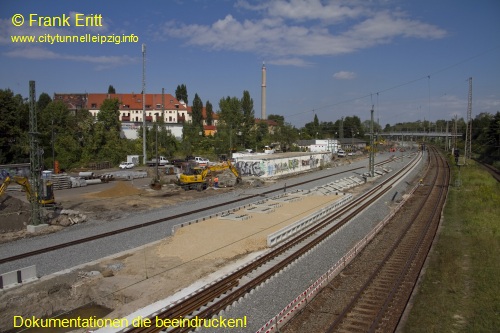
[261,62,267,120]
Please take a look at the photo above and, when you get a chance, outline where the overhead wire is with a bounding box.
[286,44,500,122]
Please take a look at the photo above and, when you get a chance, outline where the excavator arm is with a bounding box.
[0,176,11,198]
[0,176,32,201]
[0,175,54,205]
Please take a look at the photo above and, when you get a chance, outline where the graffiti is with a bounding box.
[236,154,328,177]
[235,161,265,177]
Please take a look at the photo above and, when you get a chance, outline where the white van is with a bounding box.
[337,150,346,157]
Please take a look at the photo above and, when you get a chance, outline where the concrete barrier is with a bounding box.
[0,265,37,289]
[267,194,352,247]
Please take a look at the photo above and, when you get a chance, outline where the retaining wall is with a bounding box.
[235,152,332,178]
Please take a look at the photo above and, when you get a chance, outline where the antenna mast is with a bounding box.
[142,44,147,164]
[29,81,42,225]
[464,77,472,163]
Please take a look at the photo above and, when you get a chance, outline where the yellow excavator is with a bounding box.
[0,175,55,206]
[178,160,241,191]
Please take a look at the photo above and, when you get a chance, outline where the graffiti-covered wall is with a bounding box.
[235,153,332,178]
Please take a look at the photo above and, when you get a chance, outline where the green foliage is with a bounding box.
[272,122,298,152]
[138,121,178,159]
[191,93,204,131]
[483,112,500,163]
[268,114,284,126]
[218,96,242,126]
[175,84,188,104]
[107,85,116,94]
[37,92,52,112]
[403,161,500,332]
[181,122,202,155]
[240,90,255,149]
[205,100,213,126]
[0,89,29,164]
[97,98,121,132]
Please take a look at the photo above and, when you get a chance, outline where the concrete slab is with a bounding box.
[218,212,252,221]
[245,206,275,214]
[26,224,49,233]
[253,200,283,209]
[287,190,313,197]
[271,195,303,203]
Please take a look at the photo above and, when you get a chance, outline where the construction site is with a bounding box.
[0,145,375,332]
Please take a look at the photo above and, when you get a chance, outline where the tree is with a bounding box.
[484,111,500,163]
[39,100,74,169]
[97,98,121,132]
[108,85,116,94]
[268,114,284,126]
[272,122,298,152]
[175,84,188,104]
[205,101,213,126]
[0,89,29,164]
[343,116,363,137]
[240,90,255,148]
[218,96,242,126]
[37,92,52,112]
[191,93,204,130]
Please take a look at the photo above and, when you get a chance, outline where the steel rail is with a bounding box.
[0,156,404,265]
[325,146,449,333]
[124,153,422,333]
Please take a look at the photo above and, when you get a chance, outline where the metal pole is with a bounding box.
[29,80,41,226]
[369,106,375,177]
[51,118,55,173]
[155,123,159,181]
[142,43,147,165]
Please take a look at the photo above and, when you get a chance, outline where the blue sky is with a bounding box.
[1,0,499,128]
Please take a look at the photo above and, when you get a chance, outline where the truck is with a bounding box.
[0,174,55,206]
[177,160,241,191]
[146,156,169,166]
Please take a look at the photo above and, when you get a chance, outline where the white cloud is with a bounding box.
[334,71,356,79]
[158,1,447,66]
[3,46,136,70]
[268,57,314,67]
[238,0,366,22]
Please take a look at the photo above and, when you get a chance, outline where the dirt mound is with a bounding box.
[0,195,31,232]
[85,181,144,198]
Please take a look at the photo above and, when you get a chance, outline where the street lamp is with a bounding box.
[351,129,359,154]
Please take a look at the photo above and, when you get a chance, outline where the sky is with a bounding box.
[1,0,499,128]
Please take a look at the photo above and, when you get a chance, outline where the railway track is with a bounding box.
[0,156,402,266]
[474,159,500,182]
[321,146,449,333]
[123,152,423,333]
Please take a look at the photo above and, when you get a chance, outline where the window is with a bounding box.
[156,104,161,108]
[91,103,97,108]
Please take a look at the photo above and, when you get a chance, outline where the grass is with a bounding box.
[402,159,500,332]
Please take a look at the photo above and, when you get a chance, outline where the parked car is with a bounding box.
[194,157,210,166]
[119,162,134,169]
[337,150,346,157]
